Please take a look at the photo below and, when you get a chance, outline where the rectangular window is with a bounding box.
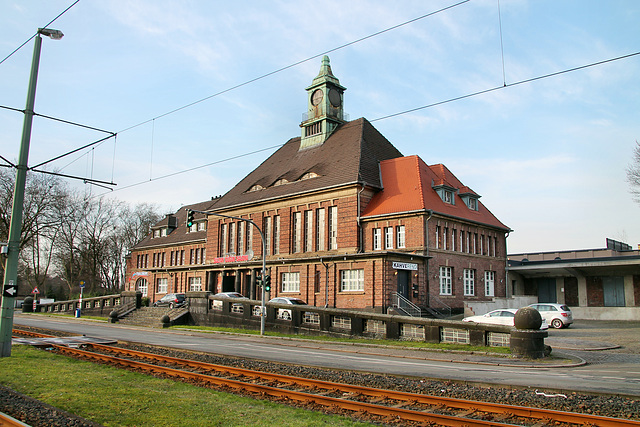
[464,269,475,296]
[485,271,495,297]
[157,278,168,294]
[247,223,253,253]
[229,222,236,255]
[201,248,206,263]
[316,208,325,251]
[436,225,441,249]
[195,248,200,264]
[384,227,393,249]
[221,223,228,255]
[274,215,280,255]
[160,228,167,237]
[439,266,452,295]
[373,228,381,250]
[293,212,302,253]
[340,269,364,292]
[466,232,471,253]
[328,206,338,250]
[396,225,405,248]
[264,216,272,256]
[189,277,202,292]
[162,252,166,267]
[452,229,457,251]
[198,222,206,231]
[443,227,448,250]
[304,210,313,252]
[281,272,300,293]
[190,249,195,264]
[238,221,245,255]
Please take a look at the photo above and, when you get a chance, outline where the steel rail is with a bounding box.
[13,330,640,427]
[51,344,505,427]
[0,411,30,427]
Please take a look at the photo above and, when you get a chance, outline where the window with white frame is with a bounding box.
[238,221,245,255]
[161,228,167,237]
[384,227,393,249]
[229,222,236,254]
[221,223,228,254]
[373,228,382,250]
[189,277,202,292]
[293,212,302,253]
[328,206,338,250]
[157,278,168,294]
[197,222,206,231]
[485,271,495,297]
[264,216,272,256]
[340,269,364,292]
[274,215,280,254]
[304,210,313,252]
[439,266,452,295]
[153,229,160,238]
[464,269,475,296]
[136,278,148,297]
[396,225,405,248]
[316,208,325,251]
[281,272,300,293]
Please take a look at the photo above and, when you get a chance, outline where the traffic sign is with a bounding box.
[2,284,17,298]
[32,287,40,294]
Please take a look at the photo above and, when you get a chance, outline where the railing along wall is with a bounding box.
[189,294,516,349]
[26,293,136,317]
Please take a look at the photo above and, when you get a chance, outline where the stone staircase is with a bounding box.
[118,306,189,328]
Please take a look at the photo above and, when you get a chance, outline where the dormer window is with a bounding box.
[273,178,289,186]
[153,229,160,238]
[444,190,453,204]
[248,184,264,192]
[459,190,480,211]
[300,172,319,180]
[160,228,167,237]
[433,183,457,205]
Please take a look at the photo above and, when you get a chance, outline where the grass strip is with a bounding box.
[0,345,372,427]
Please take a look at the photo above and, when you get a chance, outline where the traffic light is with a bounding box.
[256,275,263,288]
[264,275,271,292]
[186,209,194,227]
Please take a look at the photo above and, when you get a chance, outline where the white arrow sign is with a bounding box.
[3,285,17,297]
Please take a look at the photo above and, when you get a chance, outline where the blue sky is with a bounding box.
[1,0,639,253]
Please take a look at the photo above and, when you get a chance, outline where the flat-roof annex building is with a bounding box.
[126,56,511,316]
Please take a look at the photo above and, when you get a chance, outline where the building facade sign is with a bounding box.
[392,262,418,271]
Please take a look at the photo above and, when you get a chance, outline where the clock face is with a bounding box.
[329,89,341,107]
[311,89,324,106]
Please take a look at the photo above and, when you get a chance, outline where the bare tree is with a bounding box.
[628,141,640,205]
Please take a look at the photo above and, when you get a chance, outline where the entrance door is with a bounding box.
[603,276,625,307]
[397,270,410,299]
[536,278,556,303]
[222,275,236,293]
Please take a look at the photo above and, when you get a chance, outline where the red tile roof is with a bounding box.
[362,156,509,230]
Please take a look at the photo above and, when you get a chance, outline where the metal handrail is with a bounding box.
[392,292,422,317]
[425,294,452,319]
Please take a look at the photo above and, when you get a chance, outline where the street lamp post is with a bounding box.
[0,28,64,357]
[192,211,267,335]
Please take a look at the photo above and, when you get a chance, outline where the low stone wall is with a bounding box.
[29,293,136,317]
[189,293,538,352]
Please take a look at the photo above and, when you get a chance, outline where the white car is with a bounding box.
[268,297,307,320]
[528,303,573,329]
[212,292,247,312]
[463,308,548,330]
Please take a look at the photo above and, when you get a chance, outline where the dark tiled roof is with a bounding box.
[132,198,220,250]
[212,118,403,210]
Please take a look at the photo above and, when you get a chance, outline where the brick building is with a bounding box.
[126,56,511,315]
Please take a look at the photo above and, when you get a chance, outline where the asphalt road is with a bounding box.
[11,313,640,397]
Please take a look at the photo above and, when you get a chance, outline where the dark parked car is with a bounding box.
[153,293,186,308]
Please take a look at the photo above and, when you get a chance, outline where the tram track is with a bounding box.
[13,329,640,427]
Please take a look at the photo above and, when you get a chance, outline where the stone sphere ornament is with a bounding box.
[514,307,542,330]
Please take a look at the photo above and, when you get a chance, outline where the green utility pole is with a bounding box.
[0,29,63,357]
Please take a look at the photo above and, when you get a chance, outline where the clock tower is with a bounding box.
[300,55,347,150]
